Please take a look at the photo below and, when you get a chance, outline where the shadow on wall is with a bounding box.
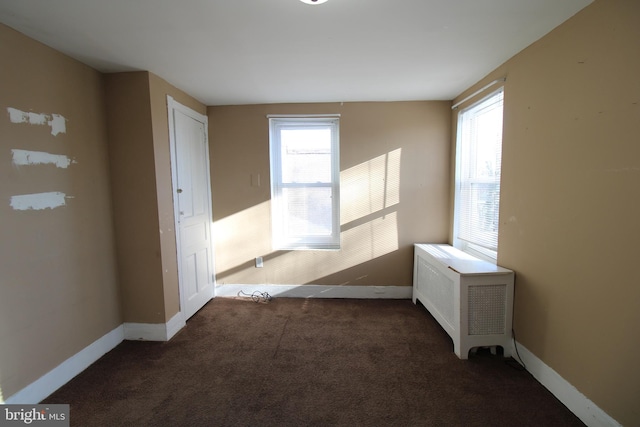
[214,148,402,285]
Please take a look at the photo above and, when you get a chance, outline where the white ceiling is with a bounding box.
[0,0,592,106]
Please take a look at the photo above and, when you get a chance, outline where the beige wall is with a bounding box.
[106,71,207,323]
[0,24,121,399]
[105,71,165,323]
[451,0,640,424]
[209,102,451,287]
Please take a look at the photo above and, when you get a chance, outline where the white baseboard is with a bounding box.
[124,311,185,341]
[4,312,186,404]
[215,284,412,299]
[166,311,186,340]
[514,342,621,427]
[4,325,124,404]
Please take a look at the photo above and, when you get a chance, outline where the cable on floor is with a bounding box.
[504,275,526,371]
[238,290,272,303]
[506,328,527,371]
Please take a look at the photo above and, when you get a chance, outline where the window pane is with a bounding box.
[468,104,502,181]
[270,117,339,250]
[459,182,500,248]
[456,90,503,254]
[282,187,333,237]
[281,129,332,183]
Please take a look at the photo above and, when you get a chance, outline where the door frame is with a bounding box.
[167,95,216,320]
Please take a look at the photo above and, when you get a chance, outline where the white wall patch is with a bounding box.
[7,107,30,123]
[49,114,66,136]
[7,108,67,136]
[27,112,47,126]
[12,149,76,169]
[10,192,70,211]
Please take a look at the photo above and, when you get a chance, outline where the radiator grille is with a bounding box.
[418,258,454,327]
[468,284,506,335]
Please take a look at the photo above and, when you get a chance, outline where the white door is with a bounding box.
[168,97,215,320]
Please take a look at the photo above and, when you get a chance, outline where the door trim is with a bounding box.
[167,96,216,320]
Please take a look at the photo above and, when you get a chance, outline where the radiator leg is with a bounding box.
[502,341,513,358]
[455,342,471,360]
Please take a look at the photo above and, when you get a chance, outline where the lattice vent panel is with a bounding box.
[468,284,506,335]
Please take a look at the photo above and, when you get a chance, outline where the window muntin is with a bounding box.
[269,117,340,250]
[454,89,504,261]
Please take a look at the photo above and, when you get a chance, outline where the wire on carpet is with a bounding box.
[505,328,527,371]
[504,274,526,371]
[238,290,272,303]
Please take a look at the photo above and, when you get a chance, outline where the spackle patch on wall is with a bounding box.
[10,192,70,211]
[7,107,67,136]
[12,149,76,169]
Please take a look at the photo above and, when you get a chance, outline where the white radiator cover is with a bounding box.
[413,244,514,359]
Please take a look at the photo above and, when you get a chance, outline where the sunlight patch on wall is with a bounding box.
[213,200,273,273]
[269,211,398,284]
[213,148,402,284]
[341,148,401,224]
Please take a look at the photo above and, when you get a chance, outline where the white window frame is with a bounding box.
[453,88,504,263]
[269,116,340,250]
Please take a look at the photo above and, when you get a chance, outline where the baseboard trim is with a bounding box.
[4,313,187,404]
[124,312,185,341]
[166,312,186,340]
[215,284,412,299]
[515,342,621,427]
[4,325,124,404]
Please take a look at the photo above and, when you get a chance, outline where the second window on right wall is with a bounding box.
[454,88,504,262]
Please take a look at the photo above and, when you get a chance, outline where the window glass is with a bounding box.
[269,118,340,250]
[454,90,504,260]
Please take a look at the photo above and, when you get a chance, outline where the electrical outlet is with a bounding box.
[255,256,263,268]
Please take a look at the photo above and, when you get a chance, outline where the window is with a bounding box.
[454,89,504,261]
[269,116,340,250]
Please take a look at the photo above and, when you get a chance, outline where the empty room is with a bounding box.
[0,0,638,425]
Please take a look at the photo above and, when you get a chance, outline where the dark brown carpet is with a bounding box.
[43,298,584,426]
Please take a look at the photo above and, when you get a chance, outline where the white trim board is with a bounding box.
[4,312,186,404]
[514,342,621,427]
[123,312,185,341]
[215,284,412,299]
[4,325,124,404]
